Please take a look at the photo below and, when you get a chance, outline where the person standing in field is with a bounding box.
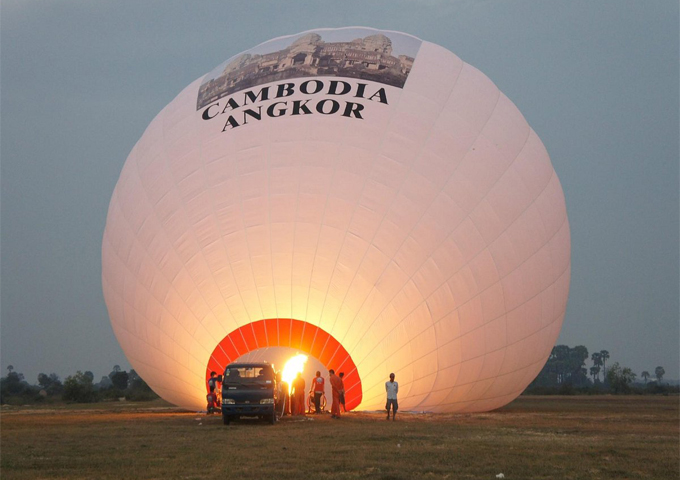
[311,371,325,414]
[385,372,398,421]
[208,371,217,389]
[338,372,346,412]
[291,372,306,415]
[329,369,344,418]
[206,385,218,414]
[207,371,221,404]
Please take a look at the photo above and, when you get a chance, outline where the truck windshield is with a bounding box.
[224,367,274,384]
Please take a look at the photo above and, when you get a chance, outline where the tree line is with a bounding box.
[0,364,158,405]
[2,349,675,404]
[525,345,675,395]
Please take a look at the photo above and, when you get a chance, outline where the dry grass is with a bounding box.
[1,396,678,479]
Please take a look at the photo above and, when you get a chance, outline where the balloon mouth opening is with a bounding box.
[206,319,362,410]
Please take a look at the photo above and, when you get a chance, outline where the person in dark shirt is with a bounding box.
[329,369,344,419]
[291,372,306,415]
[338,372,346,412]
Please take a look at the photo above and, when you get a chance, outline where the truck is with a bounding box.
[221,362,277,425]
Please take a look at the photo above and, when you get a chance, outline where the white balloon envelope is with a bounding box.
[102,27,570,412]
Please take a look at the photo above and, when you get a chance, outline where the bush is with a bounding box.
[606,362,636,394]
[644,382,680,395]
[63,371,98,403]
[110,371,129,391]
[0,371,41,404]
[125,375,159,401]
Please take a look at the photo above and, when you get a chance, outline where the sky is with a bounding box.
[1,0,678,385]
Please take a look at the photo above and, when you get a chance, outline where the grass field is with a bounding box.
[1,396,678,479]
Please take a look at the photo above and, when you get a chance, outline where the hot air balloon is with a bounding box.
[102,27,570,413]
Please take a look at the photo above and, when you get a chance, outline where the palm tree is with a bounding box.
[600,350,610,378]
[591,353,602,382]
[590,366,601,383]
[641,371,650,383]
[7,365,14,374]
[655,366,665,383]
[553,345,571,383]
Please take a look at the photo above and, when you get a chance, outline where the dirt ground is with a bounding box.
[1,395,678,479]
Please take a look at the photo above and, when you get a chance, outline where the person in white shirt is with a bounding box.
[385,372,398,421]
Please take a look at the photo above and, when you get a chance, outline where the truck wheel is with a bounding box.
[223,414,230,425]
[269,414,276,425]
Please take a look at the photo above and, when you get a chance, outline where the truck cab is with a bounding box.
[221,362,277,425]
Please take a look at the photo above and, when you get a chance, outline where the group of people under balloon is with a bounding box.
[279,369,346,418]
[206,368,400,420]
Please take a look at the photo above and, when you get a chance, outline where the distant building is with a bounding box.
[197,33,416,109]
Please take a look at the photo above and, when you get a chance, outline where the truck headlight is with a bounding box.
[222,398,235,404]
[260,398,274,404]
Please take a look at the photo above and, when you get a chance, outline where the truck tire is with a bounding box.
[223,414,230,425]
[269,413,276,425]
